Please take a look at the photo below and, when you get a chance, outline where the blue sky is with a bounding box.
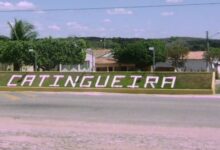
[0,0,220,39]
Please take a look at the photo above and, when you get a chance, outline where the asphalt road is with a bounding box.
[1,92,220,127]
[1,92,220,150]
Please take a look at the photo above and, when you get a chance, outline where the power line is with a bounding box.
[0,2,220,13]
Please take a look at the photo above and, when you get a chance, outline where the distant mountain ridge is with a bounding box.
[77,36,220,51]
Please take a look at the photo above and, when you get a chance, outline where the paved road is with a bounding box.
[0,92,220,150]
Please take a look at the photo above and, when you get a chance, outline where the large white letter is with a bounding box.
[127,75,142,88]
[95,75,110,88]
[80,76,94,88]
[49,75,64,87]
[144,76,159,88]
[21,75,36,86]
[64,76,79,87]
[161,76,176,88]
[111,75,125,88]
[39,75,50,87]
[7,75,22,87]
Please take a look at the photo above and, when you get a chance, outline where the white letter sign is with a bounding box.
[161,76,176,88]
[39,75,50,87]
[127,75,142,88]
[111,75,125,88]
[144,76,159,88]
[80,76,94,88]
[95,75,110,88]
[21,75,36,86]
[64,76,79,87]
[49,75,64,87]
[7,75,22,87]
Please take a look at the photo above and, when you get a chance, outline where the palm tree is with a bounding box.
[5,19,38,71]
[8,19,38,40]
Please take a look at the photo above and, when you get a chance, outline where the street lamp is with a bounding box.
[29,49,37,71]
[149,47,155,71]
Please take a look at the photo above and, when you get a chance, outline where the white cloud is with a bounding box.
[16,1,35,10]
[166,0,183,3]
[66,22,88,31]
[103,19,112,23]
[0,1,36,10]
[107,8,133,15]
[161,11,174,16]
[0,2,13,10]
[48,25,61,31]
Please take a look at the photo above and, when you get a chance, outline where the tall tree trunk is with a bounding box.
[13,63,20,71]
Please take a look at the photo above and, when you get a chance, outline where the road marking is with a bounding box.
[2,93,20,101]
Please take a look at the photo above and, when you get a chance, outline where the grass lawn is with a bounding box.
[216,86,220,94]
[0,71,214,94]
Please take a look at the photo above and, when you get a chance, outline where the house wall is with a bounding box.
[0,63,13,71]
[217,62,220,76]
[184,60,210,72]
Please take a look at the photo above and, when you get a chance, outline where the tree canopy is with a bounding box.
[0,41,33,71]
[166,40,189,69]
[0,39,87,71]
[112,40,166,70]
[34,38,86,71]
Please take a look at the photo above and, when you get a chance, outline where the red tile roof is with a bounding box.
[96,58,117,65]
[186,51,205,60]
[93,49,112,58]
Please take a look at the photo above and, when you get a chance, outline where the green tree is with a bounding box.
[205,47,220,61]
[8,19,37,40]
[166,40,189,70]
[147,40,166,63]
[113,41,151,70]
[205,47,220,76]
[0,19,38,71]
[113,40,167,71]
[0,41,34,71]
[35,38,86,71]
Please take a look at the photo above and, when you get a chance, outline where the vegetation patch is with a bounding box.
[216,85,220,94]
[0,72,213,94]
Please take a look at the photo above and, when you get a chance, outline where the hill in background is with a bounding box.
[77,36,220,51]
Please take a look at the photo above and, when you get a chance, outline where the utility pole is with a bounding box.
[29,49,37,71]
[206,31,210,72]
[206,31,209,52]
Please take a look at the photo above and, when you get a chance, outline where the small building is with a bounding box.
[158,51,211,72]
[184,51,211,72]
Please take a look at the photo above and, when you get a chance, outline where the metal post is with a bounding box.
[29,49,37,71]
[92,49,94,72]
[149,47,155,71]
[153,49,155,71]
[34,51,37,71]
[103,38,106,49]
[206,31,209,52]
